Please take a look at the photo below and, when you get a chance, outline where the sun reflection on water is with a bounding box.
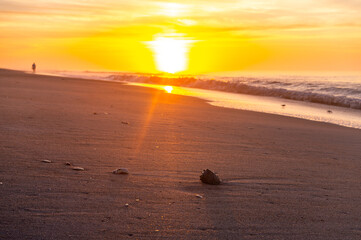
[164,86,173,93]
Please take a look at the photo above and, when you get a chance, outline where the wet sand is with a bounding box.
[0,69,360,239]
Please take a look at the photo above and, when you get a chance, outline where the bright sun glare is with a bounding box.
[164,86,173,93]
[148,37,192,74]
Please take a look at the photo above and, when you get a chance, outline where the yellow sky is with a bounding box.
[1,0,361,74]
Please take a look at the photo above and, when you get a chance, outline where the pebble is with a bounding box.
[72,167,85,171]
[121,121,129,125]
[200,169,221,185]
[112,168,129,174]
[196,194,203,199]
[42,160,52,163]
[65,162,71,166]
[125,203,129,207]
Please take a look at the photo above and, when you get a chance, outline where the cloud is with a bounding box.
[0,0,360,40]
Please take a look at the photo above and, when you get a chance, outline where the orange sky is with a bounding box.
[1,0,361,74]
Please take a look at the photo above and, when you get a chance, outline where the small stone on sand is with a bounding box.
[72,167,85,171]
[65,162,71,166]
[125,203,129,207]
[200,169,221,185]
[196,194,203,199]
[42,160,52,163]
[113,168,129,174]
[121,121,129,125]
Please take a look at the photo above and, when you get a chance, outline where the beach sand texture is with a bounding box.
[0,69,360,239]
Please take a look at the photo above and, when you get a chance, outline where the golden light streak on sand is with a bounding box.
[132,89,162,157]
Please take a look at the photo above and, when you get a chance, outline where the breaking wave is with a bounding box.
[47,70,361,110]
[108,73,361,110]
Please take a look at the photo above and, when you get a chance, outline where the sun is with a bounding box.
[148,37,192,74]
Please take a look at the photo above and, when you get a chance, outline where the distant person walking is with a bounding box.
[32,62,36,73]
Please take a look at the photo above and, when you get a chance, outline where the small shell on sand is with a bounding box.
[113,168,129,174]
[196,194,203,199]
[42,160,52,163]
[72,167,85,171]
[200,169,221,185]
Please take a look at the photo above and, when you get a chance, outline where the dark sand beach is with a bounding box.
[0,69,360,239]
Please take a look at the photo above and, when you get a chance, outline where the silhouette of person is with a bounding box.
[32,62,36,73]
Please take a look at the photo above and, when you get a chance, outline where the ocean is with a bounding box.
[41,70,361,129]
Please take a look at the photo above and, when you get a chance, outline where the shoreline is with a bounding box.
[35,69,361,111]
[1,68,361,239]
[127,82,361,130]
[22,68,361,130]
